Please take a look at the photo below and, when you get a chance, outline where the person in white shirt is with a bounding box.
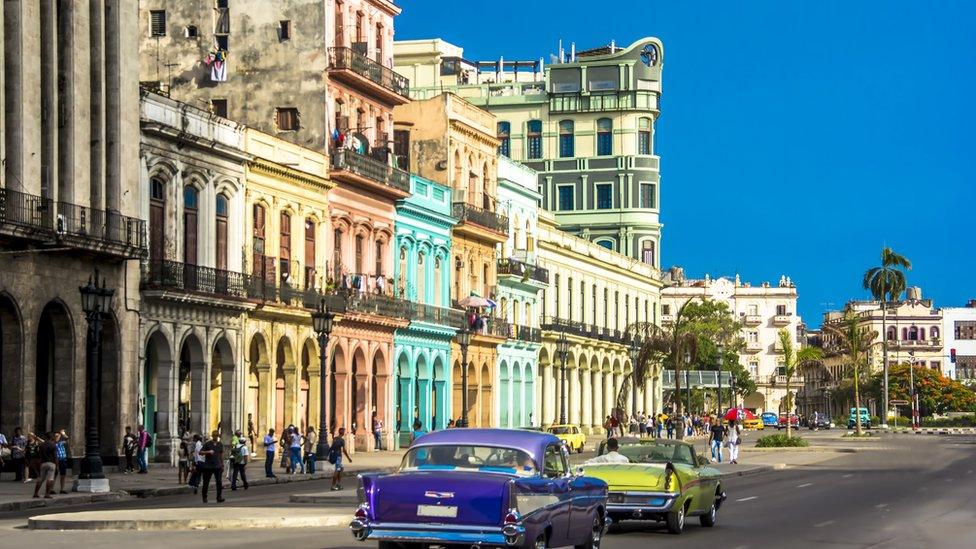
[727,420,742,464]
[584,438,630,465]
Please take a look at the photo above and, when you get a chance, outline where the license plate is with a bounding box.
[417,504,458,518]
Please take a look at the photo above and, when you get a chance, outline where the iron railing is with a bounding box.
[411,302,466,327]
[328,46,410,98]
[540,316,630,344]
[142,261,248,298]
[452,202,509,234]
[56,200,146,248]
[548,90,658,114]
[331,148,410,193]
[497,257,549,284]
[514,325,542,343]
[0,187,54,231]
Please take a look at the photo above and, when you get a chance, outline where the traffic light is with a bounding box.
[950,348,956,363]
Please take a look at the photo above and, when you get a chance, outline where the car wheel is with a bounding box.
[699,502,717,527]
[531,533,547,549]
[666,503,685,534]
[574,515,604,549]
[578,442,585,454]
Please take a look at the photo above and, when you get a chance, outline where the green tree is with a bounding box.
[822,311,878,435]
[777,329,823,438]
[862,247,911,423]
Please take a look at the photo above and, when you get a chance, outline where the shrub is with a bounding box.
[755,434,810,448]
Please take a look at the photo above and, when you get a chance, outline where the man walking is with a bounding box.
[9,428,26,481]
[329,428,353,491]
[54,430,69,494]
[289,427,304,474]
[199,430,225,503]
[727,419,742,464]
[189,433,204,494]
[263,428,277,478]
[710,418,727,463]
[304,427,317,474]
[230,435,249,491]
[136,425,150,474]
[122,426,137,473]
[33,433,57,499]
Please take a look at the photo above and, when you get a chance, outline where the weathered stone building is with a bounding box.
[1,1,144,462]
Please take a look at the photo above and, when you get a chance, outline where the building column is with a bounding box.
[190,359,211,436]
[255,363,272,436]
[568,365,580,425]
[154,359,177,462]
[581,367,592,432]
[592,371,603,430]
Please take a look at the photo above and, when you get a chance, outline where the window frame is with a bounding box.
[595,183,613,210]
[558,120,575,158]
[527,120,543,159]
[149,10,167,37]
[596,117,613,156]
[557,184,575,211]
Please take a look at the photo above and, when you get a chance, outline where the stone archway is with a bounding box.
[0,294,24,436]
[415,353,430,431]
[275,337,296,434]
[247,334,271,436]
[479,362,491,428]
[743,391,766,413]
[451,359,463,423]
[498,360,510,428]
[212,335,236,440]
[511,362,523,428]
[395,351,412,445]
[35,301,74,435]
[432,355,447,431]
[143,329,172,461]
[178,332,206,436]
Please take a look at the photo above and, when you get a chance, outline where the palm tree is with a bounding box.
[822,311,879,436]
[777,329,823,438]
[863,247,911,424]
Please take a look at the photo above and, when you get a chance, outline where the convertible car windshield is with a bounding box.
[400,444,538,477]
[618,442,697,467]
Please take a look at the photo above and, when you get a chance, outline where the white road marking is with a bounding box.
[797,482,813,488]
[814,520,835,528]
[876,503,889,509]
[736,496,758,502]
[842,473,854,478]
[946,478,954,482]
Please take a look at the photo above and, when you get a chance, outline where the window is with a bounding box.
[886,326,897,341]
[149,10,166,37]
[748,361,759,377]
[210,98,228,118]
[596,118,612,156]
[558,120,574,158]
[375,240,384,276]
[596,239,614,251]
[334,1,344,46]
[280,212,292,282]
[931,326,940,339]
[276,108,300,131]
[639,183,656,209]
[596,184,613,209]
[931,361,941,370]
[215,35,229,51]
[355,11,364,43]
[304,219,316,290]
[557,186,574,211]
[776,304,787,315]
[149,179,165,261]
[215,194,228,271]
[638,117,652,154]
[497,122,511,157]
[253,204,267,256]
[603,288,609,327]
[543,445,567,478]
[748,331,759,343]
[184,25,198,38]
[554,274,560,318]
[355,235,364,273]
[527,120,543,159]
[662,304,670,315]
[641,240,655,267]
[279,20,291,41]
[748,304,758,315]
[375,23,384,63]
[183,186,199,265]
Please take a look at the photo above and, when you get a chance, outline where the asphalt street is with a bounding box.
[1,431,974,548]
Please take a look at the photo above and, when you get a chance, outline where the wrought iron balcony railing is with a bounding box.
[540,316,629,344]
[0,186,54,232]
[497,257,549,284]
[328,46,410,98]
[514,325,542,343]
[452,202,508,234]
[56,200,146,249]
[331,148,410,193]
[410,302,466,327]
[142,260,248,299]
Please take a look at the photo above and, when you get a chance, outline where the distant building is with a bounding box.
[661,270,802,414]
[940,301,976,382]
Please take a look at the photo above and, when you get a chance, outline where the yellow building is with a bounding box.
[241,129,335,438]
[394,93,509,426]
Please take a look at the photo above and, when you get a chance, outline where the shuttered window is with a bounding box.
[183,186,198,265]
[150,10,166,37]
[253,204,266,276]
[280,212,291,282]
[215,194,228,270]
[149,179,165,262]
[304,219,316,289]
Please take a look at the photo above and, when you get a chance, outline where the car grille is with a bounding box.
[608,493,669,507]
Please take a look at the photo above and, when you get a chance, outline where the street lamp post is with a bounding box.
[629,337,640,428]
[312,298,336,459]
[77,269,114,493]
[457,325,472,427]
[716,344,725,417]
[557,333,569,425]
[908,349,918,430]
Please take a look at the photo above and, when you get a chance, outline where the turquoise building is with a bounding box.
[393,175,460,447]
[495,157,548,428]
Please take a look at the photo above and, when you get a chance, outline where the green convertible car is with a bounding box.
[581,439,726,534]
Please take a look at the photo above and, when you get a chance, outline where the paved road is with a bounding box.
[1,432,973,548]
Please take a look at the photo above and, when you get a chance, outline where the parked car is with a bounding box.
[350,428,609,549]
[760,412,779,428]
[848,407,871,429]
[547,424,586,453]
[776,413,799,429]
[742,417,764,430]
[808,412,831,430]
[582,439,726,535]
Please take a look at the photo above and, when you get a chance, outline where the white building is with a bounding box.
[941,301,976,382]
[661,270,802,414]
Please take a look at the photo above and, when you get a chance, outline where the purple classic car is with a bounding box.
[350,428,609,549]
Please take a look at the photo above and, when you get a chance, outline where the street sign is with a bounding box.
[890,399,909,405]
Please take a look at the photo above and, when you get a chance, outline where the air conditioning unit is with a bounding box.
[56,214,67,235]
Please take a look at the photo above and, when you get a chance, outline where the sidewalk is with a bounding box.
[0,449,405,513]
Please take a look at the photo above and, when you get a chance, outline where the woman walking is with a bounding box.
[727,419,742,464]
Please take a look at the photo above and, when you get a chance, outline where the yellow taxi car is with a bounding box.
[742,417,764,430]
[546,424,586,453]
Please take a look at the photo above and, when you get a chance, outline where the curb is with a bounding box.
[27,507,352,531]
[0,492,126,513]
[874,428,976,435]
[718,463,785,480]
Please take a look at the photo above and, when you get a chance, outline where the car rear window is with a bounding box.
[401,445,537,477]
[548,427,571,435]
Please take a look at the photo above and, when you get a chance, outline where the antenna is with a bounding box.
[570,42,576,62]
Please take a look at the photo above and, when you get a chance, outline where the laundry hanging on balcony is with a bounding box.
[205,50,228,82]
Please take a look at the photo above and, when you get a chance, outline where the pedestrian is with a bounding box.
[122,426,136,473]
[25,432,41,483]
[372,412,382,451]
[178,438,190,484]
[247,413,256,453]
[447,419,456,429]
[609,416,620,438]
[54,429,69,494]
[710,418,726,463]
[227,430,242,481]
[666,418,674,440]
[304,426,317,474]
[602,416,612,439]
[727,419,742,464]
[645,415,654,438]
[280,426,292,473]
[263,428,277,478]
[136,424,150,473]
[33,432,57,499]
[328,427,352,492]
[9,428,26,481]
[230,435,249,491]
[198,430,225,503]
[289,426,305,474]
[189,433,204,494]
[409,420,426,446]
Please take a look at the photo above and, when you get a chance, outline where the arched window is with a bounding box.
[558,120,574,158]
[375,239,384,277]
[215,194,229,271]
[355,234,365,273]
[183,186,199,265]
[497,121,511,157]
[304,218,316,289]
[596,239,614,251]
[525,220,534,252]
[638,117,652,154]
[596,118,612,156]
[280,212,292,283]
[909,326,919,341]
[901,327,908,340]
[397,247,408,297]
[416,253,426,302]
[526,120,543,159]
[149,178,165,262]
[453,150,462,190]
[253,203,267,275]
[433,256,442,307]
[931,326,940,339]
[641,240,656,267]
[919,328,926,341]
[482,162,491,209]
[887,326,897,341]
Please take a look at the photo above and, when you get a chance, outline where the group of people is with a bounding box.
[709,419,743,464]
[0,428,72,498]
[261,425,353,492]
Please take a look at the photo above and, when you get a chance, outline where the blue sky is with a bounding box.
[396,1,976,326]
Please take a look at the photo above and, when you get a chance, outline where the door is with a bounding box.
[683,444,710,513]
[542,444,571,546]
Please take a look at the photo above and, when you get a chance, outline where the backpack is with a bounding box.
[327,448,338,465]
[231,444,243,464]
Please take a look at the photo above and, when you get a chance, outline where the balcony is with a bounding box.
[0,186,146,259]
[540,316,629,345]
[452,202,509,243]
[891,338,942,350]
[771,342,785,354]
[772,314,792,326]
[142,260,248,300]
[328,47,410,105]
[661,314,674,325]
[497,257,549,286]
[548,90,658,115]
[514,325,543,343]
[745,341,763,353]
[342,291,413,320]
[410,302,465,327]
[743,314,762,326]
[330,148,410,198]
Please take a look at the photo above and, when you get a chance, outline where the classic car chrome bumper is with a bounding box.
[606,491,678,518]
[350,519,524,546]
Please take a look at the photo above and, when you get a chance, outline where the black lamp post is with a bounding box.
[557,333,569,425]
[716,344,725,416]
[629,337,640,429]
[457,325,472,427]
[312,298,336,459]
[77,268,114,492]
